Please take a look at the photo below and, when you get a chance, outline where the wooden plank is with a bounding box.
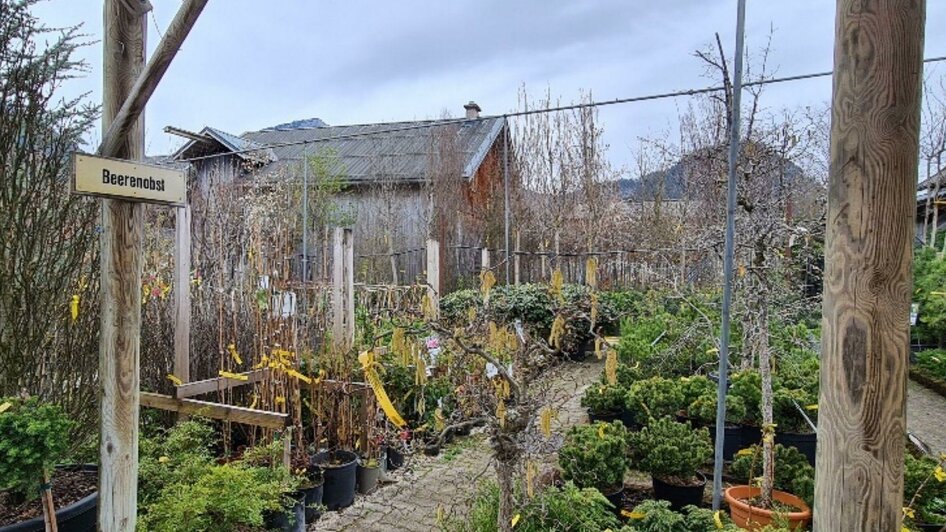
[140,392,289,430]
[97,0,209,158]
[814,1,925,529]
[98,2,146,530]
[174,369,269,399]
[426,239,440,318]
[173,205,191,385]
[332,227,344,347]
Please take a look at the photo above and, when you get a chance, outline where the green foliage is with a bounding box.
[913,246,946,344]
[138,419,299,530]
[904,454,946,525]
[625,377,685,423]
[771,386,817,434]
[688,393,747,426]
[0,396,74,501]
[138,464,286,532]
[915,349,946,381]
[442,481,620,532]
[581,382,627,416]
[679,375,715,405]
[730,369,762,425]
[619,500,742,532]
[628,417,712,483]
[558,421,629,491]
[730,444,815,508]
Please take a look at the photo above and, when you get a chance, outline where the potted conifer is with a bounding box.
[558,421,629,509]
[629,416,712,510]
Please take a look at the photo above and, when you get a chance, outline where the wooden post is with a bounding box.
[332,227,354,350]
[513,231,521,285]
[426,239,440,319]
[540,240,547,279]
[99,2,146,530]
[814,1,925,529]
[387,235,398,286]
[173,205,191,384]
[481,247,490,273]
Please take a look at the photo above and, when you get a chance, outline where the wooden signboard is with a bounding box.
[73,152,186,206]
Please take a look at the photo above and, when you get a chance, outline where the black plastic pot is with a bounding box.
[311,450,358,511]
[386,447,405,470]
[587,409,622,424]
[708,425,743,461]
[776,431,817,465]
[652,473,706,511]
[915,522,946,531]
[740,424,762,448]
[263,492,305,532]
[356,461,381,495]
[601,486,625,515]
[299,479,324,523]
[0,465,98,532]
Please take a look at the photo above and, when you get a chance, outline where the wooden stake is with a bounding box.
[513,231,520,285]
[426,239,440,318]
[815,1,925,529]
[481,247,490,272]
[173,205,191,385]
[332,228,355,350]
[99,2,146,530]
[40,472,57,532]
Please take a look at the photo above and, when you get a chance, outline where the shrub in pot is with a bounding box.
[625,377,685,426]
[724,443,812,530]
[0,396,76,530]
[729,444,814,509]
[620,499,743,532]
[729,369,763,445]
[679,375,715,407]
[628,416,712,510]
[558,421,629,498]
[581,382,627,422]
[771,386,817,465]
[687,393,747,460]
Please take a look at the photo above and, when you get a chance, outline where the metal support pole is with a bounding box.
[712,0,746,511]
[503,118,511,285]
[302,143,308,284]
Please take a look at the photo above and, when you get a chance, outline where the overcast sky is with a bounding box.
[31,1,946,174]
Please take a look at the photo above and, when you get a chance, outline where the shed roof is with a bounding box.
[170,116,505,184]
[241,116,505,182]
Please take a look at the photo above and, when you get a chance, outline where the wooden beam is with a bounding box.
[174,369,269,399]
[140,392,289,430]
[814,1,925,530]
[426,239,440,319]
[173,205,191,385]
[98,2,146,530]
[98,0,209,158]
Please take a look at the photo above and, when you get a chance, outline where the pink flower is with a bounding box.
[426,338,440,349]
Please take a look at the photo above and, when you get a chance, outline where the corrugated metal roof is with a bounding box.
[241,117,505,183]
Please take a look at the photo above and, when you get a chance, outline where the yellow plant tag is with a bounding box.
[70,294,80,322]
[735,448,754,457]
[286,369,312,384]
[714,510,724,529]
[158,456,170,464]
[622,510,645,519]
[903,507,916,519]
[511,514,520,527]
[166,374,183,386]
[219,370,248,381]
[598,424,606,439]
[934,466,946,483]
[0,402,11,414]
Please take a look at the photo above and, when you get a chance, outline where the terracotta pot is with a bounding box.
[724,485,811,531]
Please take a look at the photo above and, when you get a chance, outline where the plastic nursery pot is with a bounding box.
[740,423,763,448]
[708,425,743,461]
[651,472,707,511]
[310,450,358,511]
[356,460,381,495]
[0,465,99,532]
[724,485,812,531]
[386,447,405,470]
[601,486,625,515]
[298,478,324,523]
[587,409,622,425]
[263,491,306,532]
[775,431,817,465]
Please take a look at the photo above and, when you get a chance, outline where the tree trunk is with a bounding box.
[755,298,775,507]
[495,456,516,532]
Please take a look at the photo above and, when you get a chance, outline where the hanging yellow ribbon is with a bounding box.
[286,369,312,384]
[359,350,406,428]
[550,268,564,304]
[219,370,248,381]
[166,374,183,386]
[227,343,243,366]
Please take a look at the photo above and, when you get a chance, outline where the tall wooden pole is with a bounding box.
[174,205,191,385]
[815,0,925,529]
[99,1,146,530]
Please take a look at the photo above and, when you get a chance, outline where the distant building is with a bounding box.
[165,102,511,287]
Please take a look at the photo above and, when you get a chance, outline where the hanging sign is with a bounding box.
[72,152,186,206]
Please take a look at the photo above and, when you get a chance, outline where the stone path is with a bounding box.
[907,379,946,455]
[311,357,603,531]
